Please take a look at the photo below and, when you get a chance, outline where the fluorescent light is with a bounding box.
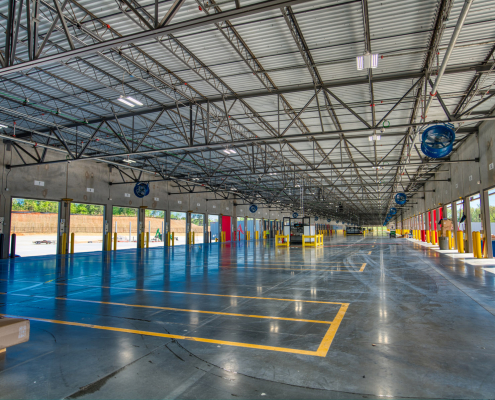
[223,149,230,154]
[118,97,135,107]
[126,96,143,106]
[369,133,381,141]
[371,53,379,68]
[356,56,364,70]
[122,158,136,163]
[0,124,8,129]
[229,149,236,154]
[357,53,379,70]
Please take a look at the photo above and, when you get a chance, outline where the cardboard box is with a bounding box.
[0,318,30,350]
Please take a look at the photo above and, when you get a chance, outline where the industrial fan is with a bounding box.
[134,182,150,198]
[421,124,455,159]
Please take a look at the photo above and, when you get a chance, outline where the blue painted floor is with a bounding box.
[1,236,495,399]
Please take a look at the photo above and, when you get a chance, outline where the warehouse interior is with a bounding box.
[1,0,495,398]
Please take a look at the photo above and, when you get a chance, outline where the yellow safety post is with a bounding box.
[146,232,149,248]
[140,233,144,249]
[255,231,259,240]
[246,231,250,241]
[70,232,75,254]
[166,232,170,247]
[60,232,67,255]
[107,232,111,251]
[426,230,430,243]
[363,230,366,238]
[457,231,464,253]
[113,232,117,251]
[275,234,289,247]
[171,232,175,246]
[472,231,478,257]
[193,232,195,245]
[475,231,482,258]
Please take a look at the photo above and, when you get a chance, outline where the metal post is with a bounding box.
[481,189,492,258]
[464,196,472,253]
[452,201,458,249]
[10,233,16,258]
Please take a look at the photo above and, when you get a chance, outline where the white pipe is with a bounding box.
[425,0,474,117]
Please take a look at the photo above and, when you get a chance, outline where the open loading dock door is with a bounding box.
[69,203,104,253]
[10,198,59,257]
[113,206,138,250]
[146,209,165,248]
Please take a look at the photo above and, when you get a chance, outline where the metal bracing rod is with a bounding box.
[324,88,371,129]
[52,0,75,50]
[158,0,186,27]
[375,79,422,128]
[458,90,495,117]
[0,0,315,76]
[279,89,320,136]
[428,79,452,121]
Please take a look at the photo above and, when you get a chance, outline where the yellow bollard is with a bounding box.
[70,232,74,254]
[472,231,478,257]
[171,232,175,246]
[113,232,117,250]
[447,231,453,250]
[475,231,482,258]
[105,232,110,251]
[146,232,149,248]
[60,232,66,255]
[246,231,250,241]
[193,232,195,244]
[426,230,430,243]
[255,231,259,240]
[457,231,464,253]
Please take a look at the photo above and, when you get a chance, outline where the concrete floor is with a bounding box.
[1,235,495,399]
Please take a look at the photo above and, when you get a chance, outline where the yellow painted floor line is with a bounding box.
[359,263,366,272]
[1,293,333,324]
[0,313,323,356]
[1,303,350,357]
[315,303,349,356]
[368,251,372,255]
[1,283,345,305]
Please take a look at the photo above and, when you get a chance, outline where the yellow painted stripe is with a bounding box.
[1,293,334,324]
[316,303,349,357]
[359,263,366,272]
[0,314,321,356]
[368,251,372,255]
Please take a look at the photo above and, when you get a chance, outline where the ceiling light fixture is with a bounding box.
[0,124,8,129]
[118,96,135,107]
[122,157,136,164]
[369,133,381,141]
[357,53,379,70]
[126,96,143,106]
